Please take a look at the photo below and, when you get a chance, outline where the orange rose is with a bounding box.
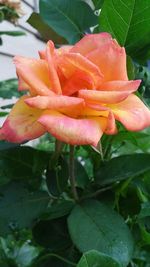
[0,33,150,146]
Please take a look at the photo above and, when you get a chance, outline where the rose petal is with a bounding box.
[110,94,150,131]
[14,56,53,96]
[62,70,95,95]
[79,89,135,104]
[71,33,112,55]
[58,52,103,87]
[98,80,141,92]
[38,111,106,146]
[46,41,62,94]
[18,75,30,91]
[87,41,128,81]
[25,95,84,110]
[0,96,46,143]
[105,111,117,135]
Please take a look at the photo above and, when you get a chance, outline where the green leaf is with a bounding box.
[95,154,150,186]
[32,217,71,250]
[39,0,98,44]
[41,200,74,220]
[0,111,8,117]
[0,31,25,36]
[68,200,134,267]
[0,237,40,267]
[77,250,121,267]
[92,0,104,9]
[138,202,150,219]
[27,12,67,44]
[127,56,135,80]
[15,243,39,267]
[0,10,4,22]
[75,160,89,189]
[99,0,150,62]
[0,182,49,235]
[0,79,24,99]
[0,141,19,151]
[0,146,49,187]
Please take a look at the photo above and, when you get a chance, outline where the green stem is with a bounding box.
[33,253,76,267]
[69,145,79,202]
[80,186,112,201]
[49,140,63,169]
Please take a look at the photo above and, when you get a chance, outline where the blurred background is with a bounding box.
[0,0,45,80]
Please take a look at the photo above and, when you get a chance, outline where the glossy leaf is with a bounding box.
[39,0,98,44]
[77,250,121,267]
[99,0,150,62]
[27,12,67,44]
[138,202,150,219]
[68,200,133,266]
[0,182,49,235]
[41,200,74,220]
[75,160,89,189]
[95,154,150,186]
[93,0,104,9]
[0,146,49,187]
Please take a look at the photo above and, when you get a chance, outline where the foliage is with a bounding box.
[1,0,150,266]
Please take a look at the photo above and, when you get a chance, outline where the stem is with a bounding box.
[98,140,104,161]
[69,146,79,202]
[49,140,63,169]
[17,24,43,41]
[22,0,34,9]
[32,253,76,267]
[80,186,112,201]
[0,51,14,57]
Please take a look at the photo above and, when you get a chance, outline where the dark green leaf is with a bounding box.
[99,0,150,62]
[68,200,133,266]
[39,0,98,44]
[0,79,24,99]
[41,200,74,220]
[33,217,71,250]
[0,182,49,235]
[138,202,150,219]
[0,31,25,36]
[28,12,67,44]
[0,141,19,151]
[75,160,89,189]
[1,104,14,109]
[92,0,104,9]
[77,250,121,267]
[95,154,150,186]
[0,146,49,186]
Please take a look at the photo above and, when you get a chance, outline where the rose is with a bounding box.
[0,33,150,146]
